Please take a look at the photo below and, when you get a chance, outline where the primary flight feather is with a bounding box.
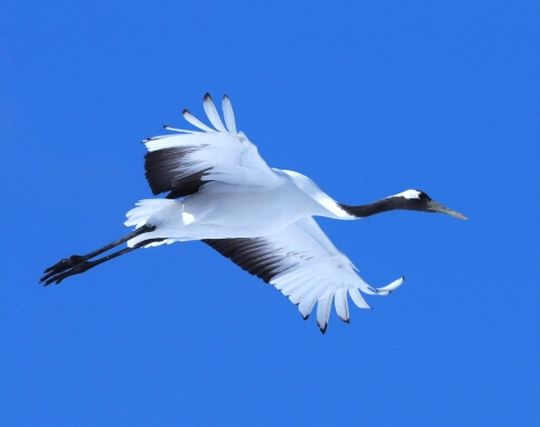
[41,93,466,333]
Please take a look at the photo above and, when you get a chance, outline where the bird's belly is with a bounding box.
[181,184,314,239]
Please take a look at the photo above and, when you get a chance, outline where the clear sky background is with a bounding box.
[1,1,539,426]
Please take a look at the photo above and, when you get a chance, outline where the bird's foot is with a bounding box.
[44,255,86,274]
[40,259,96,286]
[40,255,87,285]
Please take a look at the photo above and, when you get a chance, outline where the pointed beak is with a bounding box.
[428,200,468,220]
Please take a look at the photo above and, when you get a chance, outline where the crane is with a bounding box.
[40,94,466,333]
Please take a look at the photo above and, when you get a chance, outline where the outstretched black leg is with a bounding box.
[40,226,158,285]
[41,238,165,286]
[42,246,137,286]
[42,225,156,277]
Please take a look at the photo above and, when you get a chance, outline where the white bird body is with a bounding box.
[125,171,345,244]
[41,94,466,333]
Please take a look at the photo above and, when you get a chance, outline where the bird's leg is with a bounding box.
[40,237,165,286]
[42,246,136,285]
[42,225,156,277]
[40,226,157,284]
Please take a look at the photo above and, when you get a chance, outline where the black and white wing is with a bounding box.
[143,94,280,199]
[204,217,403,333]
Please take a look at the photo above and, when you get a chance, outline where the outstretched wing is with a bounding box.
[143,94,280,198]
[204,217,404,333]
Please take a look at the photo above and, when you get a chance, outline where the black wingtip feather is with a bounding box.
[144,147,209,197]
[203,238,286,285]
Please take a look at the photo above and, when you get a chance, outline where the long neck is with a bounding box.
[339,197,412,218]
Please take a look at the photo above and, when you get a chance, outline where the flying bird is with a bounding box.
[40,94,466,333]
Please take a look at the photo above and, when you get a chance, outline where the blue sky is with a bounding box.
[1,1,539,425]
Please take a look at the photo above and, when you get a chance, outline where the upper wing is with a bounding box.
[143,94,280,198]
[204,217,404,333]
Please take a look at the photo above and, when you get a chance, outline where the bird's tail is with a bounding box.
[124,198,177,228]
[124,199,178,247]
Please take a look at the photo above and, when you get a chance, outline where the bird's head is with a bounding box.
[388,189,467,220]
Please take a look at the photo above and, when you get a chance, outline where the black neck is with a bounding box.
[339,197,414,218]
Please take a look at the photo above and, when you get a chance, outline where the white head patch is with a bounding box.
[390,189,422,200]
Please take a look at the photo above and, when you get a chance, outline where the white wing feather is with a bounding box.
[222,95,237,133]
[270,218,404,331]
[182,109,215,132]
[144,95,280,192]
[202,93,227,132]
[206,217,404,333]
